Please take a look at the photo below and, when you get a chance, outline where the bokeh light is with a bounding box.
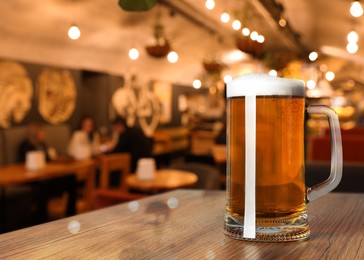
[307,80,316,89]
[325,71,335,81]
[68,25,81,40]
[220,12,230,23]
[193,79,202,89]
[167,51,179,63]
[128,201,140,212]
[308,51,318,61]
[68,220,81,234]
[167,197,179,209]
[128,48,139,60]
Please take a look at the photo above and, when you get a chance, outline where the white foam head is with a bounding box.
[227,74,305,98]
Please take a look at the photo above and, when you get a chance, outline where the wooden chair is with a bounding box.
[48,159,97,216]
[99,153,131,191]
[92,153,148,210]
[74,161,97,212]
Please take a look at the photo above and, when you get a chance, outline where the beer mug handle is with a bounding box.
[306,105,343,202]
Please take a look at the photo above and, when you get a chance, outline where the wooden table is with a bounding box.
[0,159,96,184]
[0,190,363,259]
[0,159,97,211]
[126,169,198,193]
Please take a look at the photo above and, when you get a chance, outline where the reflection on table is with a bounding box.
[126,169,198,193]
[0,190,363,258]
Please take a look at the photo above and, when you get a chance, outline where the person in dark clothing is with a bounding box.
[17,123,54,163]
[110,117,153,172]
[17,123,76,223]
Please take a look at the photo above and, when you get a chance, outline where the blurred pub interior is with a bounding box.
[0,0,364,232]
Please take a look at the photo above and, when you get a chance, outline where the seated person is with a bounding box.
[68,115,101,160]
[17,123,76,223]
[109,117,153,172]
[17,123,56,163]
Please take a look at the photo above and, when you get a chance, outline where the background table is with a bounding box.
[0,159,96,215]
[0,159,96,186]
[126,169,198,193]
[0,190,363,259]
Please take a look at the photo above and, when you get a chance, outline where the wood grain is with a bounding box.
[0,190,363,259]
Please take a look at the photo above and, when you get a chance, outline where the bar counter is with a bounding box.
[0,190,363,259]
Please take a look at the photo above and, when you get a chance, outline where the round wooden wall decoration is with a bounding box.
[37,68,76,124]
[0,61,33,128]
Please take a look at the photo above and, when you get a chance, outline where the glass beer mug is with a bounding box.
[224,74,342,242]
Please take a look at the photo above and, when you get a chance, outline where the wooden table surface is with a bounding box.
[0,159,96,211]
[0,159,96,186]
[0,190,363,259]
[126,169,198,193]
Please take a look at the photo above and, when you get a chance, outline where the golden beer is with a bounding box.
[225,96,308,241]
[226,96,306,218]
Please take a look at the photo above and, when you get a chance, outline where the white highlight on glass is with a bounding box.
[128,48,139,60]
[167,51,179,63]
[128,201,140,212]
[193,79,202,89]
[68,220,81,234]
[243,95,256,239]
[220,12,230,23]
[205,0,215,10]
[325,71,335,81]
[68,25,81,40]
[167,197,179,209]
[350,0,363,17]
[308,51,318,61]
[232,20,241,30]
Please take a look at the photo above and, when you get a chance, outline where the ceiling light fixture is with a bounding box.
[128,48,139,60]
[307,80,316,89]
[347,42,359,54]
[308,51,318,61]
[232,20,241,30]
[221,12,230,23]
[242,28,250,36]
[325,71,335,81]
[278,17,287,27]
[257,35,265,43]
[205,0,215,10]
[167,51,178,63]
[68,25,81,40]
[193,79,202,89]
[223,74,233,84]
[269,70,278,77]
[347,30,359,42]
[350,0,363,17]
[250,31,258,41]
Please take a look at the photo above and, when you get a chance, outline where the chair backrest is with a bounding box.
[211,144,226,165]
[99,153,131,192]
[169,162,221,190]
